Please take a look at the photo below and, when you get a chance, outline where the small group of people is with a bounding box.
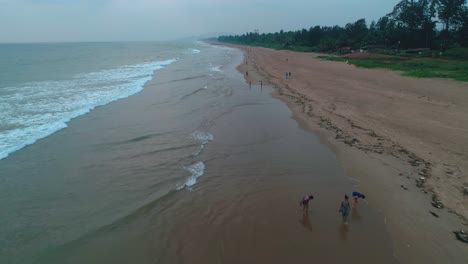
[299,191,366,225]
[285,72,292,79]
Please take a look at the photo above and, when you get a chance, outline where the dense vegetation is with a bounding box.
[320,54,468,81]
[218,0,468,81]
[218,0,468,52]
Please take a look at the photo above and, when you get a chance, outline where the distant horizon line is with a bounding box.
[0,37,222,45]
[0,34,231,45]
[0,40,193,45]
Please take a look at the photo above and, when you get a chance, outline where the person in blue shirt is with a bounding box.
[352,191,366,206]
[339,195,351,224]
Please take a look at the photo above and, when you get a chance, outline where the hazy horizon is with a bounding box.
[1,0,401,43]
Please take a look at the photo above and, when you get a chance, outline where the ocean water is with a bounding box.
[0,42,185,160]
[0,41,395,264]
[0,41,240,263]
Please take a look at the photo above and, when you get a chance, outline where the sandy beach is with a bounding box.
[1,43,400,264]
[219,43,468,263]
[2,41,466,263]
[3,0,468,261]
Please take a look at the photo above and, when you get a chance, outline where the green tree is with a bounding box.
[437,0,467,31]
[455,6,468,46]
[375,16,391,46]
[308,26,322,46]
[390,0,437,48]
[343,19,368,47]
[217,0,466,51]
[318,38,338,51]
[437,0,467,48]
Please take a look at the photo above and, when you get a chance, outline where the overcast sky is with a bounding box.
[0,0,401,43]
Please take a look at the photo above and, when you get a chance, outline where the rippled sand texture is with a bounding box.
[1,43,396,263]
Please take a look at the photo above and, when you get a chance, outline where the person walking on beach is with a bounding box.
[352,191,366,207]
[299,195,314,211]
[339,195,351,224]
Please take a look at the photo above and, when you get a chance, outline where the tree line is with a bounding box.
[218,0,468,52]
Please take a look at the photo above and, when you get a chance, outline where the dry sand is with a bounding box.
[215,43,468,263]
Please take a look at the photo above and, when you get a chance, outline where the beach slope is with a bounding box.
[221,43,468,263]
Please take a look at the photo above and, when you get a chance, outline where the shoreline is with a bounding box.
[215,42,468,263]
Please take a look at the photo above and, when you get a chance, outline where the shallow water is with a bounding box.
[0,42,396,263]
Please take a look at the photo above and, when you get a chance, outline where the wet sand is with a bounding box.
[70,46,395,263]
[0,43,400,263]
[159,84,396,263]
[220,43,468,263]
[85,47,397,264]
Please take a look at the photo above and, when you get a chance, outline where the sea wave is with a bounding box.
[195,41,210,47]
[189,48,201,54]
[210,65,222,72]
[0,59,177,160]
[192,131,214,144]
[192,131,213,156]
[177,161,205,190]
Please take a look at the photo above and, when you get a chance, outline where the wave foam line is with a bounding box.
[192,131,214,156]
[177,162,205,190]
[210,65,222,72]
[189,48,201,54]
[0,59,177,160]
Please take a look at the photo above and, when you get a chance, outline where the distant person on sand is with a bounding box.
[285,72,288,79]
[288,72,291,78]
[352,191,366,206]
[299,195,314,211]
[339,195,351,224]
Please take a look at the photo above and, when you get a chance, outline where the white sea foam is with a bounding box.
[0,59,177,160]
[192,131,214,144]
[177,162,205,190]
[195,41,210,47]
[189,48,201,54]
[192,131,214,156]
[210,65,222,72]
